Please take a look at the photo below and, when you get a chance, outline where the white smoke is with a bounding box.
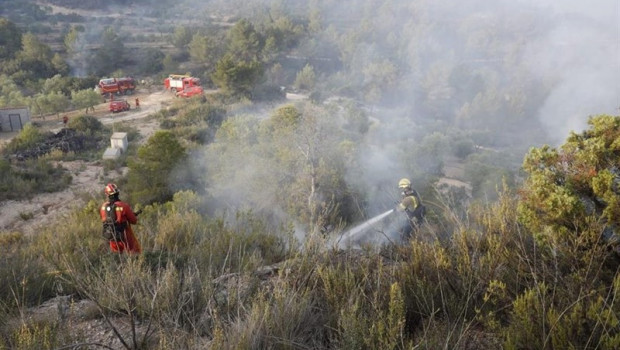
[522,0,620,144]
[129,0,620,242]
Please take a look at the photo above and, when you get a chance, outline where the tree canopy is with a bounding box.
[227,19,262,62]
[0,18,22,60]
[89,27,126,76]
[71,88,101,113]
[203,102,361,232]
[128,130,187,205]
[211,55,264,98]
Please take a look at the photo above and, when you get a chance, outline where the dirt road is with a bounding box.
[49,88,173,132]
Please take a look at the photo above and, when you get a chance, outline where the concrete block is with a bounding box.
[103,147,121,160]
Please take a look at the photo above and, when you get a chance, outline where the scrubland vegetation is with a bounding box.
[1,100,619,349]
[1,0,619,348]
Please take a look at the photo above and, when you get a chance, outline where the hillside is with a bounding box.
[0,87,172,235]
[1,1,619,349]
[2,98,619,350]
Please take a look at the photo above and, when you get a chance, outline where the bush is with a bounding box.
[463,152,516,199]
[251,84,286,102]
[159,119,176,129]
[67,115,104,135]
[1,124,46,155]
[0,159,72,201]
[173,125,214,145]
[127,131,187,205]
[293,64,316,91]
[0,231,57,312]
[452,138,475,159]
[151,105,180,120]
[175,102,225,128]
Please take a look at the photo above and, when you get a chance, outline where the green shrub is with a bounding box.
[503,283,549,350]
[0,159,72,201]
[294,64,316,91]
[2,124,46,155]
[519,115,620,247]
[101,157,125,173]
[463,152,516,199]
[160,119,176,129]
[18,212,33,221]
[0,233,57,312]
[251,84,286,102]
[67,115,104,135]
[175,102,225,127]
[452,137,475,159]
[127,130,187,205]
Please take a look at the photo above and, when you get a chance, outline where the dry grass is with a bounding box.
[0,187,619,349]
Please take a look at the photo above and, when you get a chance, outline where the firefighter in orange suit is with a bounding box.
[100,183,142,254]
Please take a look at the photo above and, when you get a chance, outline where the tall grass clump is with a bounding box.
[31,189,295,348]
[0,231,67,350]
[0,231,57,312]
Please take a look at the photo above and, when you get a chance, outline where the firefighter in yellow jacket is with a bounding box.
[396,178,426,235]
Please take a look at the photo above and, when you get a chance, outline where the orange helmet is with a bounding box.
[104,183,120,197]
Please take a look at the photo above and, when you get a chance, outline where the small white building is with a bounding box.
[102,132,128,160]
[0,107,30,132]
[110,132,128,153]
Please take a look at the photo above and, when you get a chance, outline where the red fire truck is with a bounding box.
[98,77,136,95]
[164,74,201,92]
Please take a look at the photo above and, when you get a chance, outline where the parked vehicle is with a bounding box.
[176,86,204,98]
[109,100,130,113]
[164,74,201,92]
[98,77,136,95]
